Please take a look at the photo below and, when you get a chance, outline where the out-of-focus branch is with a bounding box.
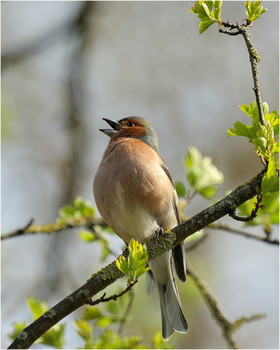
[1,216,105,240]
[208,223,279,245]
[187,265,266,349]
[1,3,90,69]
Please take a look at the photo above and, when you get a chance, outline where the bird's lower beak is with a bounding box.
[99,118,121,137]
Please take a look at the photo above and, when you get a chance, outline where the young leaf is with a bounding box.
[79,230,96,242]
[189,1,223,34]
[244,1,268,22]
[175,181,186,197]
[185,146,224,199]
[57,197,94,222]
[116,239,150,282]
[9,322,26,341]
[261,156,279,197]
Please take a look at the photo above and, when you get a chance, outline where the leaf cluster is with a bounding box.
[244,1,268,22]
[189,1,222,33]
[190,1,268,34]
[228,101,279,197]
[57,197,94,222]
[116,239,150,282]
[176,146,224,201]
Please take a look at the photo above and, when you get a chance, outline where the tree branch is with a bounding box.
[209,223,279,245]
[1,217,106,240]
[219,21,265,126]
[8,169,267,349]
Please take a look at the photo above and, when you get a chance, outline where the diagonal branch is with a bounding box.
[8,169,266,349]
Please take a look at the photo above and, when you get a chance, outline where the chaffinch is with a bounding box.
[93,117,188,339]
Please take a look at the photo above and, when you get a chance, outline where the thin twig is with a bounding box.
[1,217,106,240]
[229,192,264,222]
[1,219,34,240]
[87,280,137,306]
[238,24,265,125]
[219,20,265,126]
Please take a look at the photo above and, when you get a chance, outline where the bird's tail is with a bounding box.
[157,274,188,339]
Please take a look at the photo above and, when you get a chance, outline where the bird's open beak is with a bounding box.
[99,118,121,137]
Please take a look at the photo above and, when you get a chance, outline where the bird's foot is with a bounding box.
[154,227,164,244]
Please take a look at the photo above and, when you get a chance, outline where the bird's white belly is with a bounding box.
[111,181,159,243]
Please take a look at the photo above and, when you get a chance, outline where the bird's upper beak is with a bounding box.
[99,118,121,137]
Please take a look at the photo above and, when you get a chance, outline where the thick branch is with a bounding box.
[8,169,266,349]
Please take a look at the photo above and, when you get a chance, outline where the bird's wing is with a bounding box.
[160,160,186,282]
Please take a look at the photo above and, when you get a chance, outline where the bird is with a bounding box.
[93,116,188,339]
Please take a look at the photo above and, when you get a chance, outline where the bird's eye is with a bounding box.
[127,122,135,127]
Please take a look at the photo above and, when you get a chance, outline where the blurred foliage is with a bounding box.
[175,146,224,201]
[57,197,94,223]
[10,294,174,349]
[237,192,279,232]
[9,297,65,349]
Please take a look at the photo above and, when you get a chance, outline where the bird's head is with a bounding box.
[100,116,159,152]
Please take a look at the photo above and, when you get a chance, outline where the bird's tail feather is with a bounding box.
[157,278,188,339]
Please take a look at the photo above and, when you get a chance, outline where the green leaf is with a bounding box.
[82,306,103,321]
[9,322,26,340]
[79,230,96,242]
[26,297,49,320]
[40,324,65,349]
[93,329,142,349]
[96,317,114,328]
[227,121,253,138]
[116,239,150,282]
[261,156,279,197]
[244,1,268,22]
[75,319,93,349]
[228,101,279,163]
[237,192,279,231]
[175,181,186,197]
[152,331,175,349]
[106,300,119,316]
[189,1,222,34]
[57,197,94,222]
[185,146,224,199]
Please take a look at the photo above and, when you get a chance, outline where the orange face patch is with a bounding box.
[114,119,147,139]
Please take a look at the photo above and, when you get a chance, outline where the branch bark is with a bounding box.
[8,169,266,349]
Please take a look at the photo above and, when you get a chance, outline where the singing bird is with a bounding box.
[93,117,188,339]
